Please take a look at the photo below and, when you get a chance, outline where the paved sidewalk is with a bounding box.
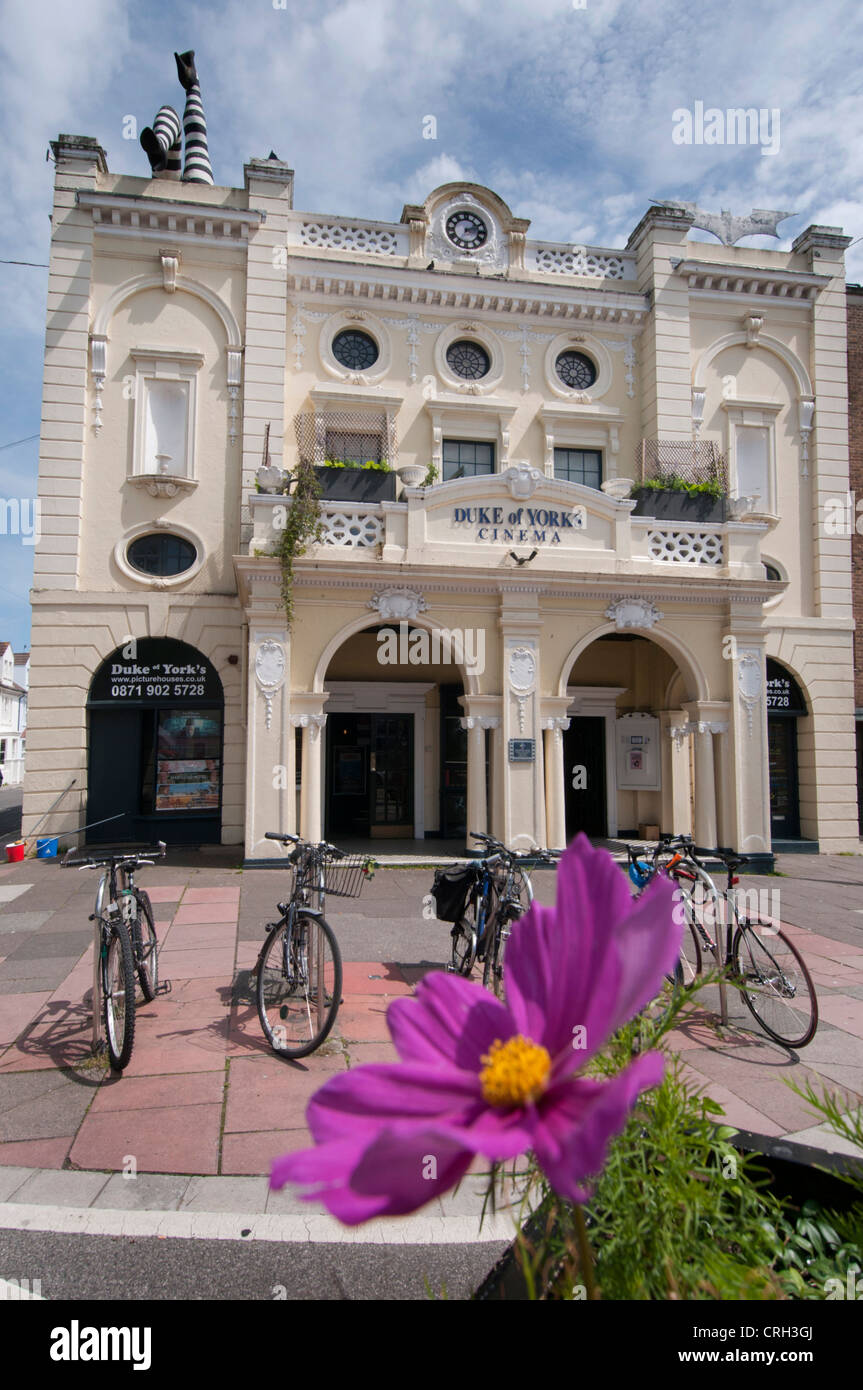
[0,850,861,1190]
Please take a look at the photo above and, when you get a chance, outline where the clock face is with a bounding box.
[445,210,488,251]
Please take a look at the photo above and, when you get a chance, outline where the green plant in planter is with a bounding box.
[633,473,724,501]
[323,458,391,471]
[274,460,323,628]
[421,462,439,487]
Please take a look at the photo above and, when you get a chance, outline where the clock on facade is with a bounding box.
[445,210,488,251]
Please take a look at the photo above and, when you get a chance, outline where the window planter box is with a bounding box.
[630,487,726,523]
[313,466,396,503]
[473,1129,863,1300]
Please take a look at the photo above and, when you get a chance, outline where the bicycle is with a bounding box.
[64,842,169,1071]
[439,832,558,998]
[255,831,376,1059]
[632,835,818,1049]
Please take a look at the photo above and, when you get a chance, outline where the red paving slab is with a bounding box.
[816,994,863,1039]
[345,1041,400,1065]
[183,888,242,905]
[144,887,187,903]
[224,1053,347,1134]
[0,1135,74,1168]
[172,903,239,925]
[92,1070,225,1113]
[221,1127,312,1176]
[158,947,237,979]
[340,961,413,996]
[335,1000,392,1042]
[0,991,53,1046]
[70,1102,223,1174]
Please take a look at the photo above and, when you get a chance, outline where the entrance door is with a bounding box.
[327,713,413,838]
[563,716,607,839]
[768,717,800,839]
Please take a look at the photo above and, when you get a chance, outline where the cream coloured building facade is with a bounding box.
[21,133,859,861]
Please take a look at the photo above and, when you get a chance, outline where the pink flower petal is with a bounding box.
[606,872,682,1030]
[387,969,515,1070]
[306,1062,482,1144]
[530,1051,665,1204]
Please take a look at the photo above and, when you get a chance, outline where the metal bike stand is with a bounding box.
[91,916,103,1052]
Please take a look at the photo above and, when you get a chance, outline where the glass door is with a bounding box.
[369,715,413,837]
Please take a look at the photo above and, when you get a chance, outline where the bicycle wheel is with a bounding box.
[485,908,517,999]
[256,912,342,1059]
[451,892,479,975]
[733,922,818,1048]
[639,962,683,1033]
[102,921,136,1071]
[679,917,703,988]
[133,890,159,1002]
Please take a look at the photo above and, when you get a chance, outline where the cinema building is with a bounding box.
[21,133,859,861]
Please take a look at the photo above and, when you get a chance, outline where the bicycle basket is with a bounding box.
[430,865,477,923]
[322,853,377,899]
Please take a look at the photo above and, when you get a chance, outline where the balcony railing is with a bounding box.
[636,438,727,490]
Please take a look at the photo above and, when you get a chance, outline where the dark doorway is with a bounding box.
[87,639,224,845]
[327,713,414,838]
[766,660,805,841]
[563,716,607,838]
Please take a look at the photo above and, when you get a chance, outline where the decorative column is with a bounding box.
[460,717,488,844]
[292,696,328,844]
[542,717,570,850]
[683,702,729,850]
[499,591,546,849]
[246,630,291,860]
[662,711,693,837]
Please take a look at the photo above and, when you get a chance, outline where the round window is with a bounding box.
[332,329,379,371]
[764,563,781,581]
[445,339,490,380]
[127,534,197,577]
[555,350,598,391]
[445,210,488,251]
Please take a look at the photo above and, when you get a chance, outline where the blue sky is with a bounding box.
[1,0,862,651]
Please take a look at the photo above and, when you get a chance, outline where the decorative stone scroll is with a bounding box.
[254,639,286,731]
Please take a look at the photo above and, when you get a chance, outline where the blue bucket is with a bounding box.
[36,837,58,859]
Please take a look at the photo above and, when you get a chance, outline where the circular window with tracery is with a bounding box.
[332,329,379,371]
[445,210,488,252]
[445,339,490,380]
[127,533,197,577]
[555,350,598,391]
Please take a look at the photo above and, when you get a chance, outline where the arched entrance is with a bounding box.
[318,621,477,844]
[560,630,701,843]
[766,659,806,841]
[87,638,224,844]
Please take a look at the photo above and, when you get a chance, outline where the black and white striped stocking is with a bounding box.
[140,105,182,179]
[181,81,214,185]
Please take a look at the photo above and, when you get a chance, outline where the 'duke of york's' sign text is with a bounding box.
[452,505,586,544]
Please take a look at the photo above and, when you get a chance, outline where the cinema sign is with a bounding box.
[451,504,587,545]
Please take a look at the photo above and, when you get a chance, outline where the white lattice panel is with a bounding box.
[294,218,405,256]
[321,506,384,548]
[528,243,632,280]
[647,529,724,565]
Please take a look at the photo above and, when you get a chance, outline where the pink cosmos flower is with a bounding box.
[271,834,681,1225]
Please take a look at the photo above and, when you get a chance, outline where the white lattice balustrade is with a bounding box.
[527,243,632,280]
[292,217,406,256]
[647,529,724,565]
[320,505,385,548]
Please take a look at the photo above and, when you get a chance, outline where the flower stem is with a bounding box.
[573,1204,598,1300]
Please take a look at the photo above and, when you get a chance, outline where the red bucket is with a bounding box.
[5,842,25,863]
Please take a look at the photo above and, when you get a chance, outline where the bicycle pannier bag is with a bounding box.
[430,866,475,923]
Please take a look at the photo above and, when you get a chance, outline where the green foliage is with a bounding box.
[421,462,439,487]
[323,458,391,471]
[504,1039,863,1300]
[275,460,323,628]
[634,473,724,501]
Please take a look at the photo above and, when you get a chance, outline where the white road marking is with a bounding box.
[0,1202,518,1245]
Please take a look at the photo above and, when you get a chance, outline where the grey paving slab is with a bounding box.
[0,885,34,905]
[782,1122,863,1158]
[0,912,53,936]
[180,1176,270,1212]
[4,931,91,961]
[91,1172,192,1211]
[0,957,78,986]
[0,1166,36,1201]
[0,1071,98,1143]
[8,1168,110,1207]
[264,1183,327,1216]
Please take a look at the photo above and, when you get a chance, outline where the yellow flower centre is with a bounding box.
[479,1035,551,1109]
